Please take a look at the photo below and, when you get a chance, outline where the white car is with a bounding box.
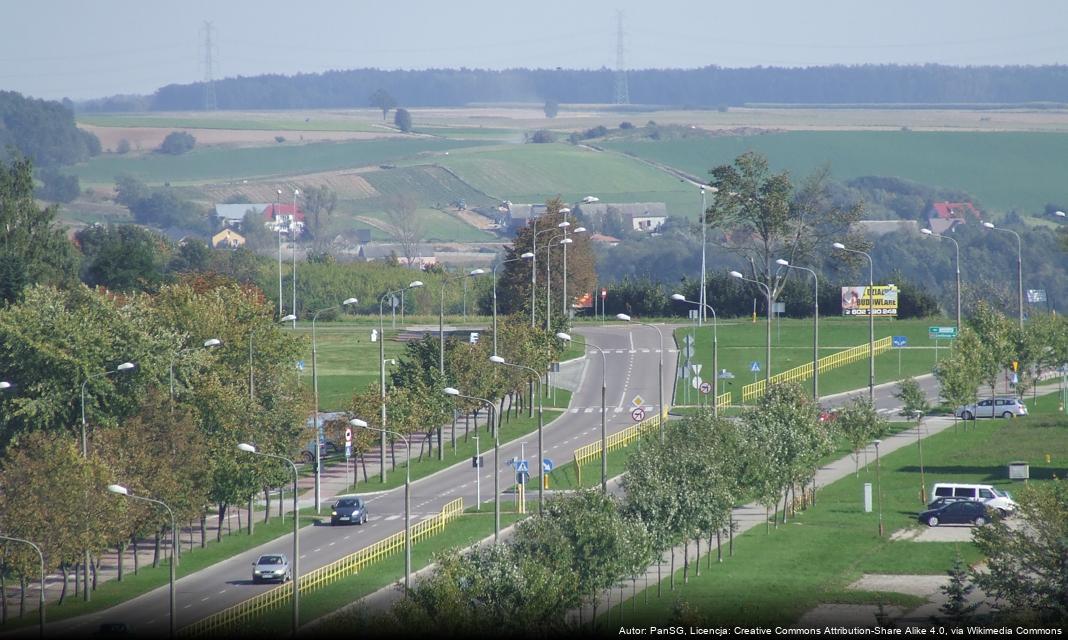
[955,397,1027,420]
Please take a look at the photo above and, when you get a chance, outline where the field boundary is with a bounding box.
[740,336,893,402]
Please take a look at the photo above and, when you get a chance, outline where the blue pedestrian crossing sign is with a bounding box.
[515,459,529,473]
[543,458,554,473]
[749,361,761,373]
[296,360,305,371]
[892,336,908,348]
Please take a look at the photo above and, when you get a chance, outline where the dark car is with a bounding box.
[918,499,990,527]
[93,623,134,637]
[330,497,368,525]
[926,496,969,510]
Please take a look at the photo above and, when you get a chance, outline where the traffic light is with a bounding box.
[1011,360,1019,372]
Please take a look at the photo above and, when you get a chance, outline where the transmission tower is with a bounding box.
[200,21,218,111]
[613,10,629,105]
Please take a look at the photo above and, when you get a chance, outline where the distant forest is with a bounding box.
[81,65,1068,112]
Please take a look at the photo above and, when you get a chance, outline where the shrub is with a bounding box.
[159,131,196,155]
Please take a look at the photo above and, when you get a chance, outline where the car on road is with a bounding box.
[918,499,991,527]
[251,554,292,583]
[330,497,368,525]
[954,396,1028,420]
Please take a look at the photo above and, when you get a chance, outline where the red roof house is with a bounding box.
[928,202,980,233]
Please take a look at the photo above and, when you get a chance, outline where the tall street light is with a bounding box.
[440,269,486,374]
[350,418,412,593]
[169,338,222,402]
[0,381,12,391]
[250,315,296,400]
[730,270,773,386]
[775,260,820,401]
[490,354,547,509]
[443,387,499,540]
[276,188,284,319]
[531,224,564,328]
[698,186,718,326]
[291,188,300,328]
[616,314,664,443]
[311,298,358,513]
[832,242,876,403]
[378,281,423,482]
[0,534,44,639]
[491,252,534,356]
[107,485,176,638]
[237,443,299,636]
[982,222,1024,330]
[919,229,961,331]
[554,333,610,490]
[560,220,587,315]
[670,294,719,415]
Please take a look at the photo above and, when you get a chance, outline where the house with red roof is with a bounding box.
[262,203,306,237]
[927,201,981,234]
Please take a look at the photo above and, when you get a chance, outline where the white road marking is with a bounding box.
[184,604,193,609]
[201,597,210,602]
[313,548,321,553]
[329,542,336,546]
[218,589,227,594]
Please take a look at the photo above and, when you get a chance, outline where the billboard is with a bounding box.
[573,292,594,309]
[841,285,898,317]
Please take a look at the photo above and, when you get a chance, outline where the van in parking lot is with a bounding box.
[930,482,1016,516]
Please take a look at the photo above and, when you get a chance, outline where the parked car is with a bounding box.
[251,554,292,583]
[931,482,1017,516]
[925,496,969,510]
[954,396,1028,420]
[330,497,368,526]
[918,500,991,527]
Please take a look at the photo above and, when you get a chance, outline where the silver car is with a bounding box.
[955,396,1028,420]
[252,554,291,584]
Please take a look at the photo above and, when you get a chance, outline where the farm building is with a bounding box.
[927,201,981,234]
[213,203,306,238]
[574,202,668,233]
[212,228,246,249]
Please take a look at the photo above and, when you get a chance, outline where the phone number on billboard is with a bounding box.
[843,308,897,316]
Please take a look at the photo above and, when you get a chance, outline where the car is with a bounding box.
[92,623,133,637]
[331,497,368,525]
[930,482,1017,516]
[918,499,991,527]
[251,554,292,583]
[955,396,1028,420]
[818,407,839,423]
[925,496,969,510]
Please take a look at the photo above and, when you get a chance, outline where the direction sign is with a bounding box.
[344,428,353,444]
[718,369,735,380]
[683,344,695,358]
[928,326,958,339]
[296,360,305,371]
[892,336,908,348]
[543,458,554,473]
[631,395,644,408]
[1027,289,1047,303]
[344,443,352,459]
[749,361,761,373]
[700,381,712,394]
[630,406,646,422]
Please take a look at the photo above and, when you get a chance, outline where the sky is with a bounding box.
[3,0,1066,100]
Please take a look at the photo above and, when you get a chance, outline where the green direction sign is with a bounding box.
[928,326,958,339]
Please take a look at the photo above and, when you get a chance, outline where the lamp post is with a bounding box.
[0,534,44,639]
[311,298,358,513]
[276,189,283,318]
[237,444,299,636]
[107,485,176,638]
[873,439,884,537]
[491,252,534,356]
[775,259,820,401]
[616,314,665,442]
[730,270,773,386]
[350,419,412,593]
[919,229,961,331]
[443,387,499,540]
[982,222,1024,330]
[440,269,486,375]
[698,186,718,326]
[291,188,300,328]
[554,333,610,490]
[169,338,222,402]
[379,282,423,481]
[490,355,547,509]
[532,225,564,328]
[560,220,587,314]
[670,294,719,415]
[832,242,875,403]
[250,315,296,400]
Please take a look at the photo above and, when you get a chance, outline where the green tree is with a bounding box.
[937,552,980,624]
[36,167,80,203]
[543,99,559,118]
[159,131,196,155]
[835,396,889,475]
[368,89,396,121]
[299,185,338,250]
[968,301,1019,399]
[394,108,412,132]
[76,224,171,292]
[894,376,931,421]
[383,193,423,267]
[935,327,983,425]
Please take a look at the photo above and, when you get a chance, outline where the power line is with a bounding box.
[614,10,629,105]
[200,21,218,111]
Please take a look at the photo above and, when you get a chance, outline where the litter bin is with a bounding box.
[1008,461,1029,480]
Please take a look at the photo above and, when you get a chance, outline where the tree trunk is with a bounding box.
[657,555,662,598]
[695,536,701,577]
[465,411,470,441]
[247,495,254,536]
[133,536,140,575]
[264,489,271,524]
[361,453,369,482]
[729,512,735,557]
[670,548,676,591]
[765,506,770,534]
[717,528,723,563]
[153,532,161,568]
[1,569,7,624]
[18,576,24,618]
[200,515,207,548]
[217,503,226,542]
[91,556,99,591]
[390,440,397,471]
[58,565,67,606]
[683,540,689,584]
[74,561,79,596]
[117,542,125,582]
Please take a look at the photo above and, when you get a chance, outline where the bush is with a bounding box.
[116,138,131,154]
[159,131,196,155]
[36,168,80,203]
[274,135,285,143]
[394,108,412,132]
[530,129,555,144]
[619,121,634,129]
[543,99,559,119]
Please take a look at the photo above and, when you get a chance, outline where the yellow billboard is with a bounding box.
[840,285,898,317]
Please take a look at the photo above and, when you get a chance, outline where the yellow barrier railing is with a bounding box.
[716,391,732,408]
[180,498,465,637]
[572,409,666,486]
[740,336,893,402]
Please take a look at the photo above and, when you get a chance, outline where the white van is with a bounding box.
[930,483,1016,516]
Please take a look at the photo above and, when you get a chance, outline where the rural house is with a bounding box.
[927,201,981,234]
[214,204,268,231]
[212,228,246,249]
[574,202,669,233]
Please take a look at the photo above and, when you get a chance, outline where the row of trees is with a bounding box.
[0,91,100,167]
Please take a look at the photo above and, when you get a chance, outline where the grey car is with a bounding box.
[331,497,368,525]
[955,396,1028,420]
[252,554,291,584]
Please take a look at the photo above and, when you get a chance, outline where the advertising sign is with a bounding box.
[840,285,899,317]
[1027,289,1047,303]
[573,292,594,309]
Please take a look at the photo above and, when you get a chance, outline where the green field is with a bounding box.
[345,207,496,243]
[79,113,382,133]
[358,165,497,210]
[70,138,489,186]
[603,131,1068,215]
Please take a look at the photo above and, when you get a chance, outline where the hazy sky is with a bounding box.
[4,0,1066,100]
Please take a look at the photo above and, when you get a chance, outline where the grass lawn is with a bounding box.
[1022,388,1068,416]
[602,412,1068,626]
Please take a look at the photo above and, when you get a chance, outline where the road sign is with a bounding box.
[370,329,378,343]
[631,395,644,407]
[700,381,712,394]
[471,455,483,468]
[928,326,958,339]
[344,428,352,444]
[469,332,480,344]
[773,302,786,314]
[515,459,529,473]
[684,334,695,346]
[543,458,554,473]
[296,360,305,371]
[1027,289,1047,303]
[690,363,703,376]
[718,369,735,379]
[691,376,703,390]
[683,344,695,358]
[516,470,530,484]
[630,406,646,422]
[344,443,352,459]
[749,361,761,373]
[688,309,699,320]
[892,336,908,348]
[601,288,607,299]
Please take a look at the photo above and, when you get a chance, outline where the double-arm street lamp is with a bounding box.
[698,186,718,326]
[378,282,423,482]
[291,188,300,328]
[919,229,961,331]
[0,534,44,638]
[555,333,610,491]
[169,338,222,401]
[489,355,546,510]
[775,259,820,401]
[832,242,876,403]
[440,269,485,374]
[982,222,1024,330]
[107,485,176,638]
[670,294,719,415]
[615,314,665,443]
[531,224,564,328]
[730,270,773,385]
[491,252,534,356]
[443,387,499,540]
[311,298,358,513]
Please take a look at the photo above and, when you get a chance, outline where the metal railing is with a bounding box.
[572,409,665,486]
[741,336,893,402]
[181,498,464,637]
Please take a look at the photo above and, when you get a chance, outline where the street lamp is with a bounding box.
[490,354,548,509]
[982,222,1024,330]
[554,333,610,491]
[350,418,413,593]
[491,252,534,356]
[831,242,876,403]
[237,444,299,636]
[543,235,573,331]
[291,188,300,328]
[0,534,44,638]
[378,282,423,481]
[561,223,587,314]
[440,269,486,375]
[250,315,296,400]
[276,189,283,319]
[108,485,177,638]
[169,338,222,401]
[698,186,718,326]
[670,294,719,415]
[310,298,358,513]
[443,387,499,540]
[873,439,884,537]
[919,229,962,331]
[532,225,565,328]
[615,314,665,443]
[729,270,773,386]
[0,381,12,391]
[775,259,820,401]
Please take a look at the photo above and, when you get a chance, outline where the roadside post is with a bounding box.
[892,336,908,376]
[473,435,482,511]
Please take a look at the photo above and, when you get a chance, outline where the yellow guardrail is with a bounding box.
[716,391,732,408]
[572,409,666,486]
[741,336,893,402]
[180,497,465,637]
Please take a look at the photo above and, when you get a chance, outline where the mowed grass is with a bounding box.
[350,208,496,242]
[70,138,489,186]
[603,131,1068,215]
[604,413,1068,627]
